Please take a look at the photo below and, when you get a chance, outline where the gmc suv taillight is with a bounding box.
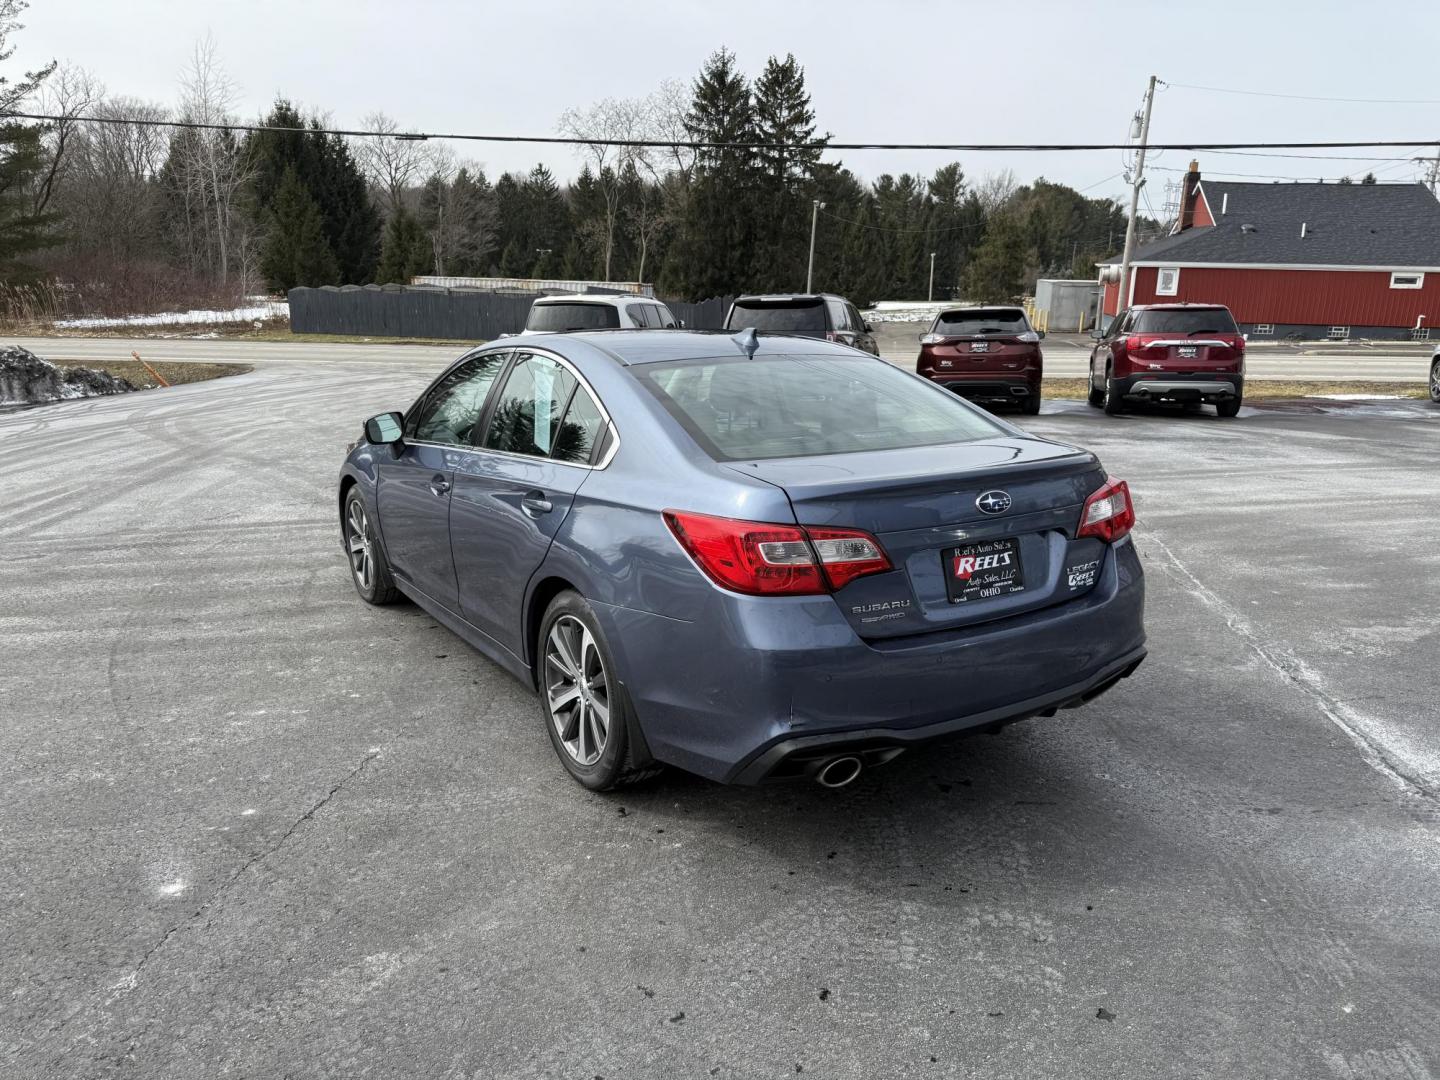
[1077,479,1135,543]
[663,510,892,595]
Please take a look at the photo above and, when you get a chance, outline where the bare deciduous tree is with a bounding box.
[355,111,434,217]
[172,35,253,287]
[558,97,648,281]
[975,170,1019,215]
[32,63,101,217]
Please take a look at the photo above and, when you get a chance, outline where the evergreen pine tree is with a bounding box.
[752,54,825,291]
[375,207,430,283]
[497,237,527,277]
[679,48,758,298]
[260,166,340,291]
[0,4,57,280]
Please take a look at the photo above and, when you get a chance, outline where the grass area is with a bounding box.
[1044,378,1428,400]
[75,360,252,390]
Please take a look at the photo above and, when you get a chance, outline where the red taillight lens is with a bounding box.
[663,511,892,596]
[1077,479,1135,543]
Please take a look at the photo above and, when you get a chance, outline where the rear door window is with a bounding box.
[727,298,827,332]
[482,353,580,458]
[637,354,1002,461]
[933,309,1030,336]
[1131,308,1239,334]
[552,387,607,465]
[627,303,655,327]
[526,303,621,332]
[653,302,678,328]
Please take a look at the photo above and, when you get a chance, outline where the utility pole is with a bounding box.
[1117,75,1158,312]
[806,200,825,293]
[928,252,936,302]
[1415,147,1440,198]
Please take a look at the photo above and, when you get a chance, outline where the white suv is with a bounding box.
[525,294,678,333]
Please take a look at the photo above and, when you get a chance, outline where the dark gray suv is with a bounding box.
[724,293,879,356]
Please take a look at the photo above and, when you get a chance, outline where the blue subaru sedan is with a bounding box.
[338,330,1145,790]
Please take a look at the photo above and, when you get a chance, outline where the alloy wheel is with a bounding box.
[1430,359,1440,403]
[545,615,610,766]
[346,499,374,592]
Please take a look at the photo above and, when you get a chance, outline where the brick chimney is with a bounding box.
[1177,159,1202,231]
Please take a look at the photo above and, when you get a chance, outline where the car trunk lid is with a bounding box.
[728,438,1109,637]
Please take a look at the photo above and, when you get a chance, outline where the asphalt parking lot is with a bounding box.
[3,361,1438,1079]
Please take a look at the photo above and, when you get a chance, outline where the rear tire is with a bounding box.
[344,488,399,605]
[1429,358,1440,403]
[1215,396,1242,418]
[538,591,661,791]
[1102,368,1125,415]
[1020,390,1042,416]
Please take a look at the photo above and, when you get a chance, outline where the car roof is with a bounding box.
[1131,302,1231,310]
[506,328,852,367]
[732,293,842,303]
[937,305,1025,314]
[532,294,664,308]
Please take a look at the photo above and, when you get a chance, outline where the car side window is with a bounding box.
[655,303,678,328]
[482,353,580,458]
[628,303,653,328]
[846,303,866,332]
[824,297,848,331]
[409,352,509,445]
[551,387,608,465]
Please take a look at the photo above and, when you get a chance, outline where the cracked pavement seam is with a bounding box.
[104,747,383,1003]
[1144,533,1435,802]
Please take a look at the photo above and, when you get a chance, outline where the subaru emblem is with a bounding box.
[976,490,1012,515]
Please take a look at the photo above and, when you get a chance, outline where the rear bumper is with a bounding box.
[924,374,1041,400]
[1118,373,1243,400]
[594,536,1145,785]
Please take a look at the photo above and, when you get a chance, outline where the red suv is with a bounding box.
[1089,303,1245,417]
[915,306,1044,415]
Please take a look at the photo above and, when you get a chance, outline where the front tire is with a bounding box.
[344,488,399,605]
[1429,357,1440,403]
[538,591,659,791]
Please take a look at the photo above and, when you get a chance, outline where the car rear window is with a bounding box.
[933,309,1029,336]
[1132,308,1238,334]
[636,354,1003,461]
[728,299,826,333]
[526,302,621,332]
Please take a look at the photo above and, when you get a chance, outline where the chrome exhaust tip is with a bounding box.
[815,755,863,789]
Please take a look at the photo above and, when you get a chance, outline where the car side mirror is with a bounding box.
[1089,328,1103,340]
[364,411,404,446]
[1036,330,1046,340]
[863,321,873,333]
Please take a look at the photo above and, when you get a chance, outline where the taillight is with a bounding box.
[663,510,892,595]
[1077,479,1135,543]
[920,333,944,345]
[1017,330,1040,343]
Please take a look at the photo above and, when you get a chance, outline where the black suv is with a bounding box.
[724,294,879,356]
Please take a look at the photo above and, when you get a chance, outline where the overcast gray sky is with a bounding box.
[17,0,1440,209]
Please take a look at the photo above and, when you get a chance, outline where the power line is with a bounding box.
[1167,82,1440,106]
[3,108,1440,154]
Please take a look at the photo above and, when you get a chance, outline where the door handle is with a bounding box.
[521,491,553,516]
[429,474,451,497]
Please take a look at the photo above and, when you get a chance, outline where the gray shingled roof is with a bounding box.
[1126,180,1440,268]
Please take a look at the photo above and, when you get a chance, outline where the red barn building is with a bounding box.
[1100,164,1440,340]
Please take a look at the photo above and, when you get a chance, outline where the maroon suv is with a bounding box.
[915,306,1044,415]
[1089,303,1246,417]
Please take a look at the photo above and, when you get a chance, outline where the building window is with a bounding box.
[1155,267,1180,296]
[1390,272,1424,290]
[1328,326,1350,340]
[1251,324,1274,336]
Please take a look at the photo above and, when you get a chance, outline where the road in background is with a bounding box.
[7,331,1436,382]
[2,364,1437,1078]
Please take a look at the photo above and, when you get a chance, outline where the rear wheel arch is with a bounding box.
[526,575,580,686]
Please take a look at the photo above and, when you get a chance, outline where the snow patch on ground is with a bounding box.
[862,300,961,324]
[54,300,288,329]
[1313,394,1406,401]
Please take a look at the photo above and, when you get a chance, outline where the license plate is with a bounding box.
[969,341,990,353]
[1177,345,1198,358]
[944,537,1025,604]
